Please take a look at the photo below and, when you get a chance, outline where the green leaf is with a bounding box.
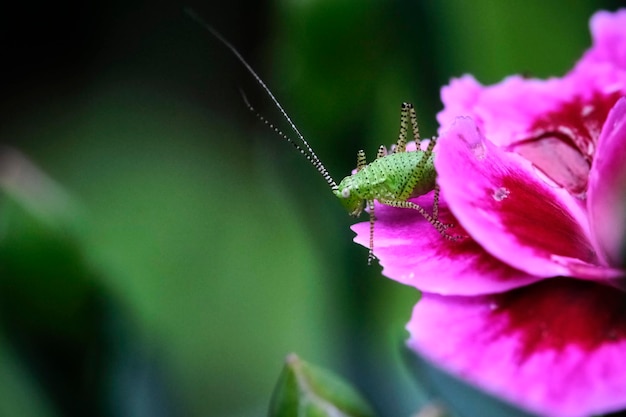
[403,347,539,417]
[269,354,377,417]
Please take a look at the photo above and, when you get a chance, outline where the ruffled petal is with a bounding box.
[351,194,541,296]
[438,10,626,148]
[566,11,626,100]
[437,75,485,133]
[581,9,626,70]
[407,279,626,417]
[438,75,573,147]
[588,97,626,268]
[435,117,617,279]
[436,10,626,200]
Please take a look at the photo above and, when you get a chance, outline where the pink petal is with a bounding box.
[510,90,624,198]
[438,10,626,146]
[437,75,485,133]
[588,97,626,268]
[569,10,626,98]
[351,193,542,296]
[435,117,615,279]
[407,279,626,417]
[440,75,581,148]
[509,135,590,198]
[583,9,626,70]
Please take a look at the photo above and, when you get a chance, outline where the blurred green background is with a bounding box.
[0,1,623,416]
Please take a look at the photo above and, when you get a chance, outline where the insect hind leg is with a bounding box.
[396,134,438,203]
[391,114,460,238]
[356,149,367,172]
[432,183,456,231]
[378,198,461,240]
[408,103,420,144]
[415,137,456,231]
[394,102,421,154]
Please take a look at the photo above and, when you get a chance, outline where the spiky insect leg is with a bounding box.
[403,104,441,222]
[393,102,415,153]
[392,103,460,239]
[362,146,388,264]
[432,183,440,220]
[356,149,367,172]
[367,199,376,265]
[377,198,453,238]
[394,103,439,211]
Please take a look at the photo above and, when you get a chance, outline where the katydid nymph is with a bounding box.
[187,9,461,264]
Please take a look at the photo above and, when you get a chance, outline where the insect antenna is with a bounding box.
[239,91,335,183]
[185,8,338,191]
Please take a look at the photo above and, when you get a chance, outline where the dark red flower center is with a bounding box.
[509,91,622,198]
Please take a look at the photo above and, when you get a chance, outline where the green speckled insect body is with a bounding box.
[333,103,455,263]
[188,9,457,263]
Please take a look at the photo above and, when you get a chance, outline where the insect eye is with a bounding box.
[341,188,351,198]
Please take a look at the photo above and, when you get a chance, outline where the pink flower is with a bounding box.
[352,9,626,417]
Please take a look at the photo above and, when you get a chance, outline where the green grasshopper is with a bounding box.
[187,9,459,263]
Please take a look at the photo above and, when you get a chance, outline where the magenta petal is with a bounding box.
[438,75,574,148]
[435,117,610,279]
[588,97,626,267]
[437,75,485,133]
[407,279,626,417]
[568,10,626,98]
[584,9,626,69]
[351,194,542,296]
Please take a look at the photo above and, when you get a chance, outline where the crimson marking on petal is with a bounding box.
[353,193,542,295]
[438,117,599,277]
[490,173,595,263]
[512,91,622,195]
[491,279,626,361]
[527,91,621,157]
